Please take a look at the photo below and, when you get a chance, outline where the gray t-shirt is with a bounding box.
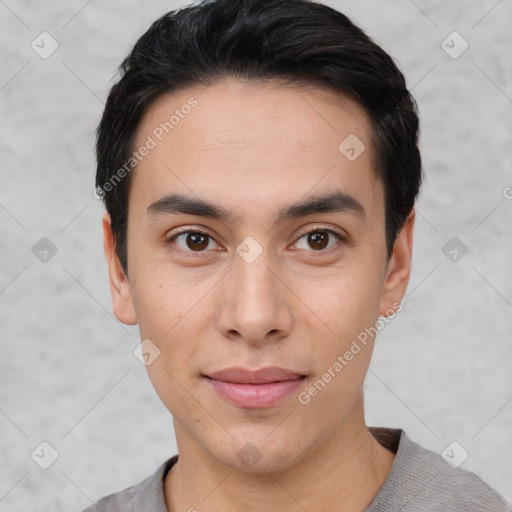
[81,427,511,511]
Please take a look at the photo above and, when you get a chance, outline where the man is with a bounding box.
[85,0,511,510]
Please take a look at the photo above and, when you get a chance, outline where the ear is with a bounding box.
[379,210,415,316]
[102,211,138,325]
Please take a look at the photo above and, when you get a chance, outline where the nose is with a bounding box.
[217,243,293,348]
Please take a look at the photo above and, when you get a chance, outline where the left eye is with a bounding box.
[293,229,344,251]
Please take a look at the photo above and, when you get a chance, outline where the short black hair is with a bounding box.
[95,0,422,275]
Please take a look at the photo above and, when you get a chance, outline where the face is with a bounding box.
[103,78,413,473]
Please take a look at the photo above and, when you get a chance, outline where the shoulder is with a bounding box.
[79,455,178,512]
[408,439,510,511]
[81,485,137,512]
[368,427,511,512]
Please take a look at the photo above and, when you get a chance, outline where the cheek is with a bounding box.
[297,273,380,419]
[140,296,208,417]
[130,266,211,395]
[297,260,384,346]
[145,358,202,423]
[131,260,207,339]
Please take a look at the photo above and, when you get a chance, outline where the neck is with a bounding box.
[164,408,396,512]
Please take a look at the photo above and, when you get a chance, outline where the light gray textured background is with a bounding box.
[1,0,511,510]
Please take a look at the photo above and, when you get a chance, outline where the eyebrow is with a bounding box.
[146,190,366,223]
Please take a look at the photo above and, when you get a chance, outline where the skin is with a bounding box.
[103,77,415,512]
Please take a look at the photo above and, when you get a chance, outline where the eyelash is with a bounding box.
[164,226,346,255]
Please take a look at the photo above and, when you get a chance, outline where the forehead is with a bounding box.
[129,78,382,222]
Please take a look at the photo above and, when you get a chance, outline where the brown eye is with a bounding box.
[294,228,344,252]
[167,230,219,252]
[307,231,329,250]
[184,232,210,251]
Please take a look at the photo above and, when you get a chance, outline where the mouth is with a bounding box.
[203,366,307,408]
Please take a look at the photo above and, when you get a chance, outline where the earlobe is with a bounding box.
[379,210,415,317]
[102,211,138,325]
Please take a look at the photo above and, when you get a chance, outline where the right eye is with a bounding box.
[165,229,222,253]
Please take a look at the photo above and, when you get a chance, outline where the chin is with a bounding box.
[207,433,308,474]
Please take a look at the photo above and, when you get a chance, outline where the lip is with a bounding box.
[207,366,305,384]
[204,366,306,408]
